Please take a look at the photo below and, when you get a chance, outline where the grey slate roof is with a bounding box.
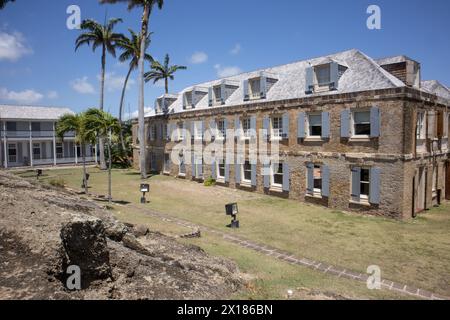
[421,80,450,100]
[375,55,416,65]
[145,49,405,118]
[0,105,74,120]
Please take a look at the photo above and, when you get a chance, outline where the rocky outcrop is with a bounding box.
[0,170,242,300]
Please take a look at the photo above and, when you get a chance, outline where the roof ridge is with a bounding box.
[175,48,359,92]
[356,51,406,88]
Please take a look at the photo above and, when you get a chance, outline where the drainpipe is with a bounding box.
[52,122,57,166]
[74,142,78,164]
[29,121,33,167]
[2,121,6,169]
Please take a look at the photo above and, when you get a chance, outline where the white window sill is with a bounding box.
[304,137,324,142]
[178,173,186,177]
[349,136,371,142]
[270,185,283,192]
[349,199,371,207]
[270,136,282,142]
[240,180,252,187]
[306,193,323,199]
[216,177,225,183]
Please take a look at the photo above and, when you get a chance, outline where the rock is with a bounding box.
[132,225,150,238]
[121,234,153,257]
[60,216,112,287]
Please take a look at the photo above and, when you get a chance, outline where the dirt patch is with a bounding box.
[0,171,242,300]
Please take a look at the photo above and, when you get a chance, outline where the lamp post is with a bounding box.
[81,173,90,189]
[140,183,150,204]
[225,203,239,228]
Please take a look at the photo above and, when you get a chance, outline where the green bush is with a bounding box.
[48,178,65,188]
[204,177,216,187]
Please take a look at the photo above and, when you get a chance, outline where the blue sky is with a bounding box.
[0,0,449,117]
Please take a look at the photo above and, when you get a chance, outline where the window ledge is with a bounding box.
[349,136,371,142]
[349,199,371,207]
[216,177,225,183]
[239,181,253,188]
[305,193,323,199]
[269,185,283,193]
[304,137,324,142]
[178,173,186,178]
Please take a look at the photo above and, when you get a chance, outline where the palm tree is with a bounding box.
[116,29,153,151]
[56,112,96,194]
[144,54,187,94]
[0,0,15,9]
[100,0,164,180]
[75,17,124,170]
[85,109,120,203]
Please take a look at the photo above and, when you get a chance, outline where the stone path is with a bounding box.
[127,203,448,301]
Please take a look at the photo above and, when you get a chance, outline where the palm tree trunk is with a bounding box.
[99,46,107,170]
[82,144,88,194]
[138,4,151,180]
[119,66,133,151]
[107,132,112,203]
[165,77,168,94]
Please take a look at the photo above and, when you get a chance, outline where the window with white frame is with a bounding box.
[352,111,371,137]
[8,144,17,163]
[271,116,283,139]
[242,161,252,183]
[33,143,41,160]
[184,92,193,107]
[271,163,283,187]
[214,86,222,103]
[242,118,251,139]
[217,161,225,180]
[315,64,331,87]
[177,123,184,141]
[194,122,203,140]
[217,119,226,139]
[313,165,322,194]
[416,112,426,140]
[359,168,370,200]
[308,114,322,137]
[56,143,63,159]
[249,78,261,99]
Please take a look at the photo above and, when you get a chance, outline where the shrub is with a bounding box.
[204,177,216,187]
[48,178,65,188]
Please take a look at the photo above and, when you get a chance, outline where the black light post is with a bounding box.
[81,173,90,189]
[140,184,150,204]
[225,203,239,228]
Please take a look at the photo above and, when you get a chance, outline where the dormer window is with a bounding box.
[305,61,346,94]
[208,80,239,106]
[214,86,222,103]
[249,78,261,100]
[183,86,208,110]
[243,72,278,101]
[315,64,331,87]
[155,94,177,114]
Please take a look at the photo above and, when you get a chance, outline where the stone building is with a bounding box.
[132,49,450,219]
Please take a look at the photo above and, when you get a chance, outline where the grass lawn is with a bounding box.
[14,167,450,298]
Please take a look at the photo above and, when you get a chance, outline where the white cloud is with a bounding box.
[0,31,33,62]
[0,87,44,104]
[71,77,95,94]
[214,64,242,78]
[230,43,241,55]
[189,51,208,64]
[98,72,135,92]
[47,91,58,99]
